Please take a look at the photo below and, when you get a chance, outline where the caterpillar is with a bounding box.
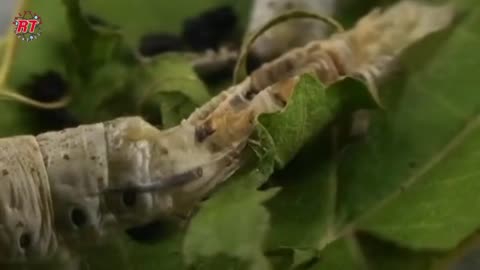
[0,0,455,263]
[246,0,337,61]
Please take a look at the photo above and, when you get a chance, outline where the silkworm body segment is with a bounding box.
[0,117,236,262]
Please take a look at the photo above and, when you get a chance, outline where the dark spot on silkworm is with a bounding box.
[90,156,97,161]
[229,94,247,109]
[159,147,169,155]
[266,67,279,88]
[30,168,35,174]
[195,167,203,178]
[122,189,137,207]
[70,208,87,228]
[97,176,104,182]
[19,233,31,250]
[195,120,216,142]
[206,141,223,153]
[246,52,263,74]
[244,88,259,100]
[125,219,178,244]
[63,154,70,160]
[2,169,8,176]
[162,167,203,189]
[326,49,346,76]
[272,92,287,107]
[282,58,295,74]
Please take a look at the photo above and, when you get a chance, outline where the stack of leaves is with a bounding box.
[1,0,480,270]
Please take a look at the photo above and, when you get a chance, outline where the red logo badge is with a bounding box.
[12,11,42,42]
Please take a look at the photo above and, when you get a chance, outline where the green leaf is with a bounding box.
[183,169,278,270]
[307,234,440,270]
[255,75,372,255]
[62,0,130,78]
[68,53,210,126]
[258,75,333,168]
[336,6,480,249]
[358,234,441,270]
[0,102,34,137]
[265,158,338,251]
[140,53,211,127]
[307,238,368,270]
[258,75,374,168]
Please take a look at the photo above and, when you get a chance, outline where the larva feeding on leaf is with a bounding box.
[0,0,455,263]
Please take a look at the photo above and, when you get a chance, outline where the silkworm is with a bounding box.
[246,0,337,61]
[191,47,239,80]
[0,0,454,263]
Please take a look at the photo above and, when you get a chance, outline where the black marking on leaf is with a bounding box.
[24,71,80,132]
[138,33,186,57]
[28,71,68,102]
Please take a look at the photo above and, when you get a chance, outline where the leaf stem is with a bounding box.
[0,89,71,109]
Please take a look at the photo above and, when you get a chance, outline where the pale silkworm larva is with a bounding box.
[247,0,337,61]
[191,47,239,79]
[0,0,455,263]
